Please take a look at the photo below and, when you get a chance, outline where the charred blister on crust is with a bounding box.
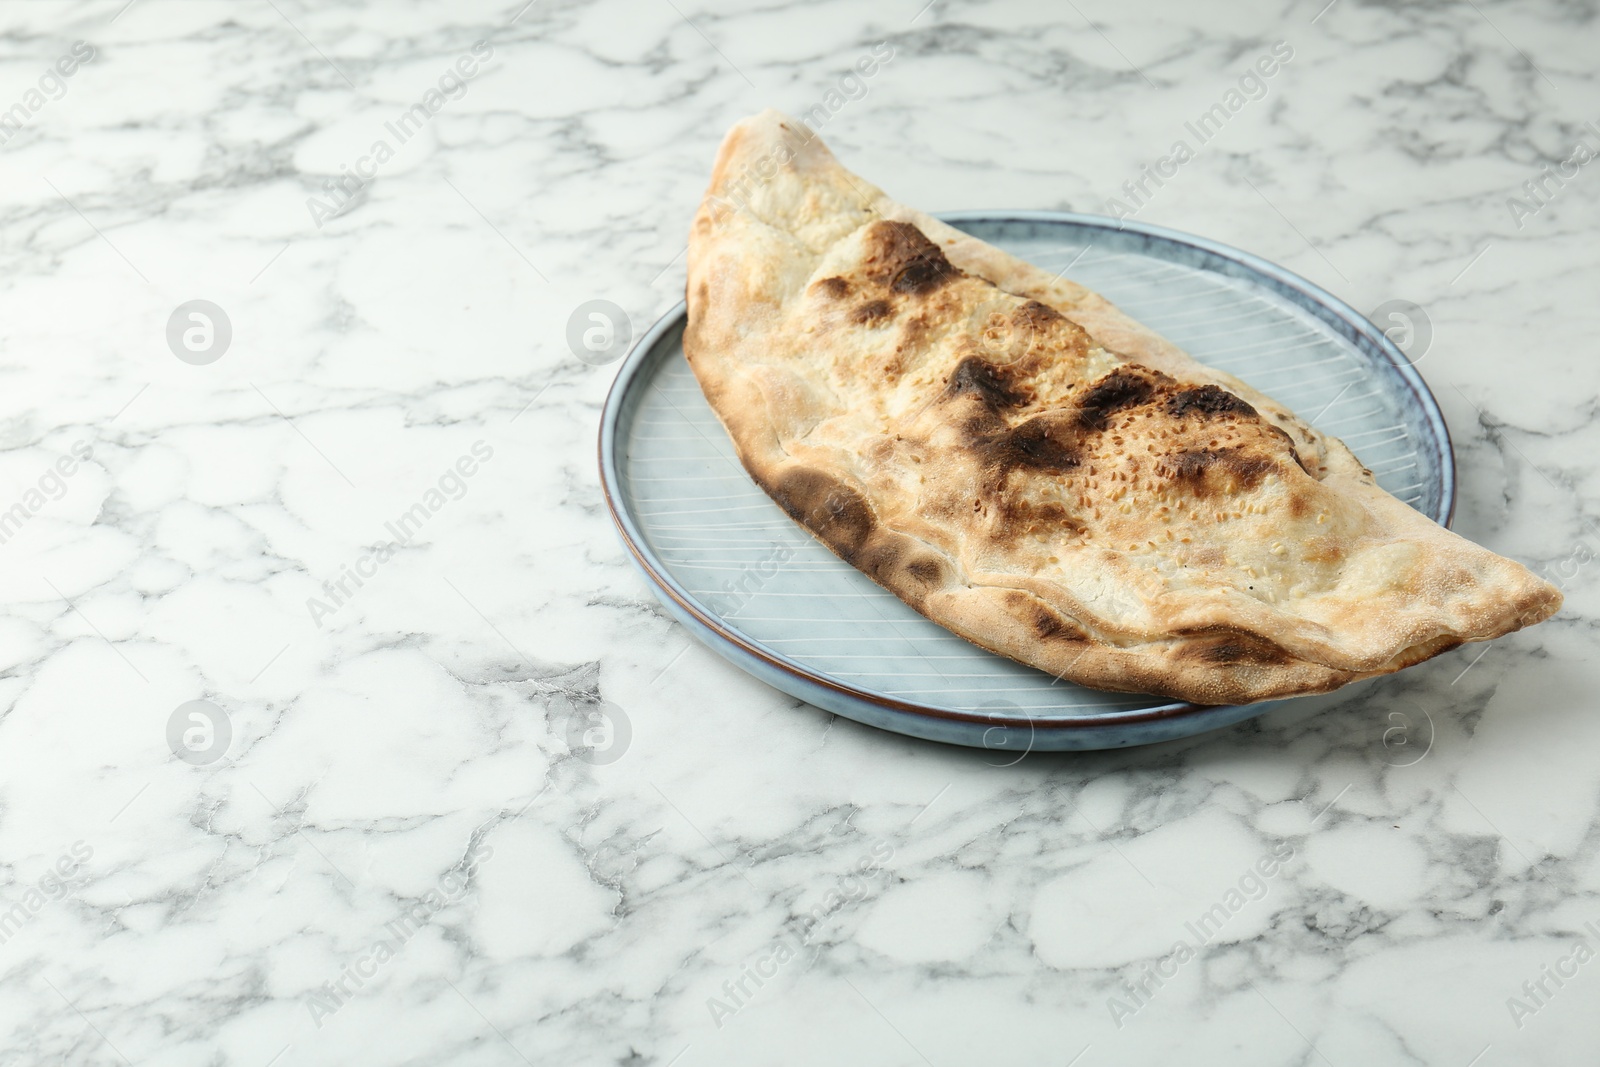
[901,554,951,594]
[851,298,893,324]
[855,542,902,588]
[1002,499,1084,542]
[863,220,961,296]
[959,411,1084,533]
[1007,300,1068,350]
[1264,423,1315,476]
[844,536,951,608]
[986,415,1082,474]
[1161,448,1278,496]
[1032,606,1088,642]
[1013,299,1066,329]
[1166,384,1257,420]
[893,259,954,296]
[1000,590,1088,643]
[998,299,1093,364]
[1076,368,1158,430]
[1174,628,1292,665]
[770,468,876,557]
[814,276,852,299]
[944,356,1028,409]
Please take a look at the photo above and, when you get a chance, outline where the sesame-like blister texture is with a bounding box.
[683,110,1562,705]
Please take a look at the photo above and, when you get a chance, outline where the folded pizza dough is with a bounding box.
[682,109,1560,705]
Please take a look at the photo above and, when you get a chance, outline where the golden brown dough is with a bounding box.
[683,109,1560,705]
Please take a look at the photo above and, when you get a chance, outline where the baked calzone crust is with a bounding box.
[682,109,1561,705]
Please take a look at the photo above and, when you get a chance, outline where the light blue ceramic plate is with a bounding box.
[599,212,1454,751]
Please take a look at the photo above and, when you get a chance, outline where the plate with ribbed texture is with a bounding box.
[599,212,1454,750]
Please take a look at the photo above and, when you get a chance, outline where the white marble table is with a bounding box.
[2,0,1596,1063]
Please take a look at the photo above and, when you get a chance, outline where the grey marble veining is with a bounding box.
[0,0,1596,1064]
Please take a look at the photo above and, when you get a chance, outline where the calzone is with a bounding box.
[682,109,1560,705]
